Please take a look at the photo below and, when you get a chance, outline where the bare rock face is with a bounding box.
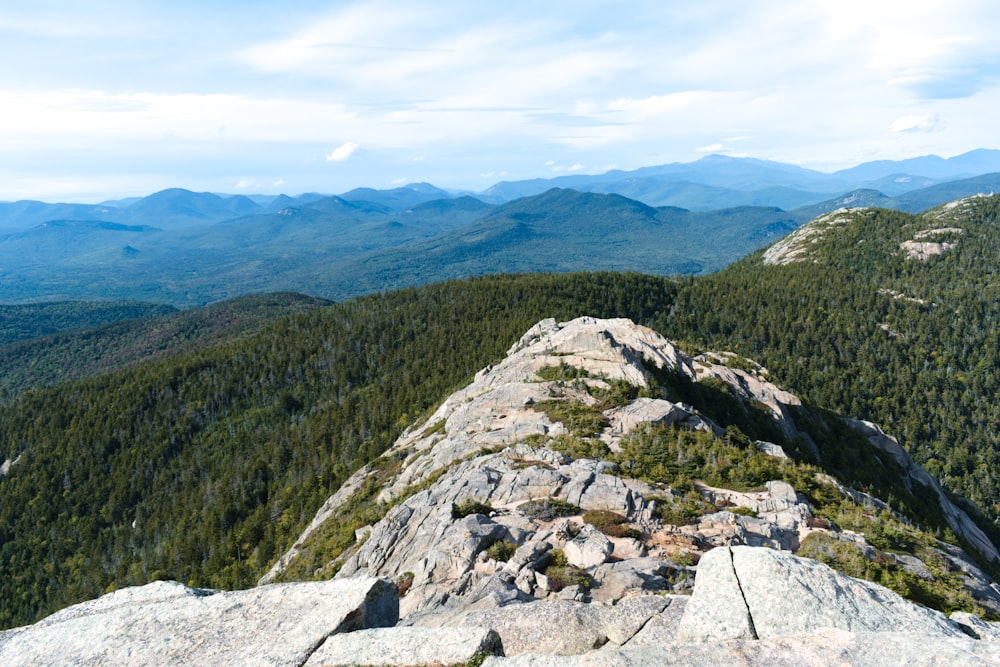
[481,629,1000,666]
[951,611,1000,641]
[677,546,963,644]
[305,625,503,666]
[413,595,673,656]
[900,239,959,260]
[563,524,614,569]
[847,418,999,563]
[0,577,398,667]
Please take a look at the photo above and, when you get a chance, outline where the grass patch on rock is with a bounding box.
[582,509,641,538]
[533,399,609,437]
[520,497,581,521]
[542,549,592,592]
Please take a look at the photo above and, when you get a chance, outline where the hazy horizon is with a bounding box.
[3,2,999,202]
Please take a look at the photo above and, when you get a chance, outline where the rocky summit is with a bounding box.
[3,316,1000,665]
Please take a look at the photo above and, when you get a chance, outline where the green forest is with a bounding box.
[0,273,677,628]
[0,293,331,393]
[667,197,1000,524]
[2,194,1000,629]
[0,300,177,346]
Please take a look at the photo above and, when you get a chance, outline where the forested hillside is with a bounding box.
[0,293,331,393]
[0,273,677,628]
[664,195,1000,541]
[0,301,176,345]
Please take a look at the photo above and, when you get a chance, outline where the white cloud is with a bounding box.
[5,1,1000,199]
[889,114,939,134]
[326,142,360,162]
[0,89,360,145]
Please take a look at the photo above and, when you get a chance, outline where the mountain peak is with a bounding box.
[264,315,996,609]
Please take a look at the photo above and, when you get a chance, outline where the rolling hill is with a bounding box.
[0,292,331,392]
[0,189,797,306]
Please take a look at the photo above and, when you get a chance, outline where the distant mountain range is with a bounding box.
[0,188,797,307]
[3,150,1000,231]
[3,151,1000,307]
[479,149,1000,208]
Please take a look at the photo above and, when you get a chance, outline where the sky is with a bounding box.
[1,0,999,202]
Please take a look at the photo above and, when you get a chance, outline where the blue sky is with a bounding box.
[2,1,999,202]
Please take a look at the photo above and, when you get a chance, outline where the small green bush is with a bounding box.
[536,362,591,382]
[542,548,591,591]
[547,548,569,567]
[672,551,695,566]
[648,492,715,526]
[728,505,757,517]
[549,434,610,460]
[520,497,581,521]
[486,539,517,562]
[544,566,592,592]
[451,499,494,519]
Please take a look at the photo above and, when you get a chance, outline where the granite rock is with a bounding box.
[0,577,397,667]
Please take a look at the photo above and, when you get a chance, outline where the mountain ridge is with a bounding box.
[5,150,1000,232]
[6,315,998,665]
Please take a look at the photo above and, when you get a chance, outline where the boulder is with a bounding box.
[601,595,671,645]
[431,600,611,655]
[0,577,397,667]
[676,546,758,643]
[590,558,682,601]
[563,524,614,569]
[604,398,690,437]
[615,595,688,649]
[677,546,963,644]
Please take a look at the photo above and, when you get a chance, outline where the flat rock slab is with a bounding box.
[481,629,1000,666]
[677,546,963,644]
[416,595,669,656]
[615,595,687,649]
[0,576,398,667]
[306,626,503,666]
